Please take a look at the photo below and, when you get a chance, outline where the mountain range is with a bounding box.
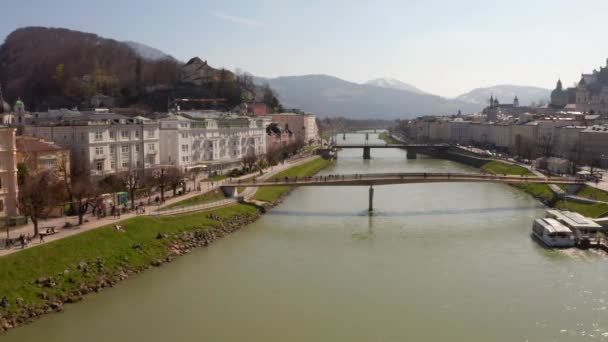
[455,85,551,107]
[254,75,552,119]
[0,26,552,118]
[365,78,427,95]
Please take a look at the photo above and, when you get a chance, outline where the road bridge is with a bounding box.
[331,143,450,159]
[222,172,582,212]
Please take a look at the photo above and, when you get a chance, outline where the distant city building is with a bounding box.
[24,112,160,178]
[268,113,319,145]
[234,102,270,116]
[551,59,608,115]
[483,96,534,122]
[265,122,295,151]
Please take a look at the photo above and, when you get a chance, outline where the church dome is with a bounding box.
[14,99,24,109]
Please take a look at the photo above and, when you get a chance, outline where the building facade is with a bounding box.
[265,122,296,151]
[16,136,71,176]
[268,113,319,145]
[0,127,19,218]
[24,113,160,177]
[159,113,267,173]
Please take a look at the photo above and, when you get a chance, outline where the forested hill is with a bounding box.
[0,27,277,112]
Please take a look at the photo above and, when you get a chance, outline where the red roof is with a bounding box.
[16,137,66,153]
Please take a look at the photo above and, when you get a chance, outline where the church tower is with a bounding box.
[513,96,519,107]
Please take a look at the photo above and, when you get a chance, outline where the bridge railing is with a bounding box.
[222,172,581,186]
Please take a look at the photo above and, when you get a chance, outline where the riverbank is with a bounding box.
[0,157,333,334]
[481,160,608,218]
[254,158,334,203]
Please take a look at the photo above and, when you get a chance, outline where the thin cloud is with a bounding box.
[209,10,264,27]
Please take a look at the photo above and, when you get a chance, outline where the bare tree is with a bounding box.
[242,152,258,172]
[165,167,185,196]
[122,170,141,209]
[538,134,553,158]
[155,168,169,202]
[18,171,61,236]
[72,177,99,225]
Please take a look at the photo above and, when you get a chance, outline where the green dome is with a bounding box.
[14,99,24,109]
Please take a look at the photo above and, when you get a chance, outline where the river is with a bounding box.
[4,132,608,341]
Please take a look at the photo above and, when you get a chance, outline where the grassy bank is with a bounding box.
[254,158,333,203]
[481,161,556,202]
[575,185,608,202]
[0,204,257,315]
[481,160,608,217]
[0,156,335,331]
[378,132,400,144]
[555,201,608,218]
[160,189,226,211]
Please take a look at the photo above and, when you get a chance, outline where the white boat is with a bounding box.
[532,218,575,248]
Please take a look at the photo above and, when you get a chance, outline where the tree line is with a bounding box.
[17,139,307,236]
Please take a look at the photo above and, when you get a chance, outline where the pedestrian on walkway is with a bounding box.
[39,234,45,244]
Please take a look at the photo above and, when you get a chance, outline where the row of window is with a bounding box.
[96,155,157,171]
[95,144,156,155]
[94,130,156,141]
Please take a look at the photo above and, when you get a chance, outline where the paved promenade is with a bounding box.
[0,155,317,257]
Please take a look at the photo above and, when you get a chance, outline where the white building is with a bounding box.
[0,127,19,219]
[25,113,160,177]
[159,113,267,173]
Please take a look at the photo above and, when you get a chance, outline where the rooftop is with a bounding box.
[547,210,602,229]
[535,218,572,234]
[16,136,65,153]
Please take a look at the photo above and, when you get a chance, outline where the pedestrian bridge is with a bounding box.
[222,172,582,211]
[331,143,449,159]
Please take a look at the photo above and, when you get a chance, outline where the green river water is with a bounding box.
[3,132,608,341]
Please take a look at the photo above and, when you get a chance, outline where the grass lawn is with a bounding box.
[254,158,333,203]
[555,201,608,218]
[481,161,556,202]
[481,161,535,176]
[575,185,608,202]
[0,204,258,311]
[378,132,400,144]
[207,174,227,182]
[516,183,557,202]
[160,189,226,210]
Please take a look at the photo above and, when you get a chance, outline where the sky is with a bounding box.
[2,0,608,97]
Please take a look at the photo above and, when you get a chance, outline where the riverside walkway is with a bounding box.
[0,155,318,257]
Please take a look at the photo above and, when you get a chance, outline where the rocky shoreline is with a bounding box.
[0,209,262,334]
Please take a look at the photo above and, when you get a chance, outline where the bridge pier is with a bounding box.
[406,150,417,159]
[363,147,371,160]
[368,185,374,212]
[220,186,239,198]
